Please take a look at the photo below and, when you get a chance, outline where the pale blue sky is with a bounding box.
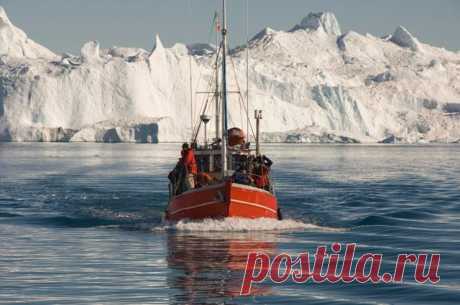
[1,0,459,54]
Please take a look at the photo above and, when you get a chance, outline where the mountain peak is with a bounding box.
[295,12,342,36]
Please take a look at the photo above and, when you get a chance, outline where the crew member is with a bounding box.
[196,172,214,187]
[168,159,185,195]
[181,143,197,190]
[253,155,273,191]
[233,168,254,186]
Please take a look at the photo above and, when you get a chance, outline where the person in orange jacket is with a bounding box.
[181,143,197,190]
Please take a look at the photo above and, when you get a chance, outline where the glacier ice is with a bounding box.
[80,41,101,63]
[295,12,342,36]
[70,117,185,143]
[390,26,421,51]
[0,7,55,59]
[0,7,459,144]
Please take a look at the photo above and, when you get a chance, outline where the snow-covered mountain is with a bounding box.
[0,7,459,143]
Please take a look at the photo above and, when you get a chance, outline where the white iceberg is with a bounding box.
[0,7,459,143]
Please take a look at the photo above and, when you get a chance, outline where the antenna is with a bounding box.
[255,110,262,156]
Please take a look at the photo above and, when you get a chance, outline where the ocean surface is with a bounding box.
[0,143,459,305]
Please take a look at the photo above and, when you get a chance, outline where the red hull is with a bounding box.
[166,180,279,221]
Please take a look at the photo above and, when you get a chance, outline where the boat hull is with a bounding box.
[166,181,279,221]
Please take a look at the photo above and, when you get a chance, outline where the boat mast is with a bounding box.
[189,55,194,142]
[215,12,220,141]
[221,0,229,176]
[245,0,250,139]
[188,0,194,142]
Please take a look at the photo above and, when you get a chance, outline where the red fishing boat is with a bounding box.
[165,0,281,222]
[166,179,279,221]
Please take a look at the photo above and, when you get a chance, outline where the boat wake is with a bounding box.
[155,217,344,233]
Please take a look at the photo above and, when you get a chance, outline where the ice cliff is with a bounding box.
[0,7,459,143]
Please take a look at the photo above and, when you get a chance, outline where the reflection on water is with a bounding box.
[166,232,276,304]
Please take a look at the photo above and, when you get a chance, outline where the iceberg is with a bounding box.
[0,7,459,143]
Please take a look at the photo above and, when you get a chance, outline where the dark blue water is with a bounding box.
[0,143,459,304]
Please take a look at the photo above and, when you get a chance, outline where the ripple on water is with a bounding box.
[1,143,460,305]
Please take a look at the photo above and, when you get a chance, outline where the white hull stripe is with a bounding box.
[174,182,272,199]
[169,199,277,216]
[169,200,224,216]
[231,199,278,214]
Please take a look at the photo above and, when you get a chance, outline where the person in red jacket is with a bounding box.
[181,143,197,190]
[252,155,273,191]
